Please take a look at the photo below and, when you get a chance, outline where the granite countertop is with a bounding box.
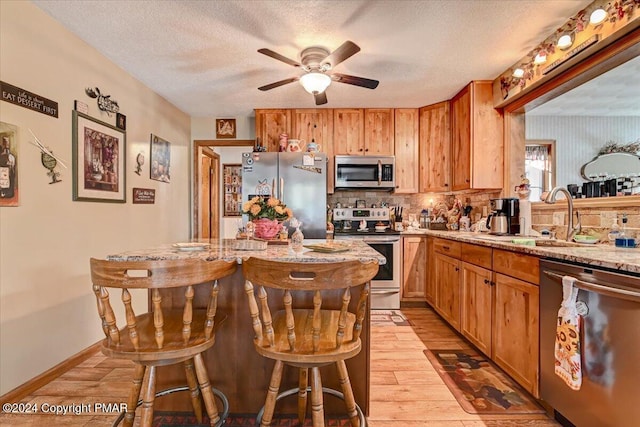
[107,238,386,265]
[401,229,640,274]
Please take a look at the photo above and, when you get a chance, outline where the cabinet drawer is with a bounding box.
[433,238,461,258]
[461,243,492,269]
[493,249,539,285]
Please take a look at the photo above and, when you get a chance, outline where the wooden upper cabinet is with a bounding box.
[291,109,334,192]
[333,109,364,155]
[394,108,419,193]
[419,101,451,192]
[450,81,503,191]
[255,109,292,152]
[364,108,394,155]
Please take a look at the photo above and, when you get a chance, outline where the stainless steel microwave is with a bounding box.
[334,155,395,190]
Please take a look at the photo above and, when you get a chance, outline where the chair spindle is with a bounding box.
[352,282,370,342]
[122,288,140,350]
[312,290,322,352]
[245,280,263,341]
[92,284,109,338]
[182,285,194,344]
[336,288,351,349]
[152,289,164,349]
[284,290,295,351]
[204,280,219,340]
[259,286,274,347]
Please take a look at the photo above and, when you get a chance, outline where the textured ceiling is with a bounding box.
[528,55,640,116]
[33,0,594,118]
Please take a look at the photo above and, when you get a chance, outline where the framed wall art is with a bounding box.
[216,119,236,139]
[150,134,171,183]
[223,163,242,217]
[72,111,126,203]
[0,121,19,207]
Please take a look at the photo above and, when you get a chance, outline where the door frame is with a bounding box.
[192,139,254,238]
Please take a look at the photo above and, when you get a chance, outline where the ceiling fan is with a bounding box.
[257,40,379,105]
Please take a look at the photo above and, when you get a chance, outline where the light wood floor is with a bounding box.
[0,307,559,427]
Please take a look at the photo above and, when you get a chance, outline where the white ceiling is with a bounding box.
[528,54,640,116]
[33,0,594,118]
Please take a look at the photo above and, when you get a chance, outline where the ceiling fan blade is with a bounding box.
[314,91,328,105]
[323,41,361,68]
[258,48,301,67]
[258,77,299,91]
[332,73,379,89]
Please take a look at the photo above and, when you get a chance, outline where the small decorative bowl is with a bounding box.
[573,235,599,244]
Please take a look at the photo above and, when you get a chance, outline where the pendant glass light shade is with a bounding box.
[300,72,331,94]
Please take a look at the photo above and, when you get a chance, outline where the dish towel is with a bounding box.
[554,275,582,390]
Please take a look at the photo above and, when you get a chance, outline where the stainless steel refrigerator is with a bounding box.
[241,152,327,238]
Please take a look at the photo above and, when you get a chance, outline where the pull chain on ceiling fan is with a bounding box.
[257,40,379,105]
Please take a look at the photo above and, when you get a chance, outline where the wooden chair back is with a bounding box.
[90,258,236,353]
[242,258,378,355]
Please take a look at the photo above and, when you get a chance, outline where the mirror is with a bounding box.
[524,54,640,200]
[581,152,640,181]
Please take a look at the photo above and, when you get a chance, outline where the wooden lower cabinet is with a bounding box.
[493,272,540,397]
[434,252,461,331]
[402,236,427,301]
[425,238,436,305]
[460,262,493,356]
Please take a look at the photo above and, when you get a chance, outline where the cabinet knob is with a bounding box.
[484,279,490,285]
[444,183,449,187]
[465,179,470,183]
[359,148,363,152]
[455,267,460,272]
[442,246,450,251]
[365,148,369,152]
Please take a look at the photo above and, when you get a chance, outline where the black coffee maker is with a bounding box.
[488,198,520,235]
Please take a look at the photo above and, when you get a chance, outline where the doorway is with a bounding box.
[193,139,254,239]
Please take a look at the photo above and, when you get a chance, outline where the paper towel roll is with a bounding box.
[519,199,532,236]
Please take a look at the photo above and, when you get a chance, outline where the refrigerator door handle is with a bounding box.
[271,178,275,197]
[280,177,284,202]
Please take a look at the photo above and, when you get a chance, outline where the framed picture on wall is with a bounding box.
[150,134,171,183]
[72,111,126,203]
[0,121,19,207]
[223,163,242,216]
[216,119,236,139]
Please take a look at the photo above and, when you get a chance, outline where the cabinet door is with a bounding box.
[402,236,426,300]
[333,109,364,155]
[394,108,419,193]
[292,109,334,192]
[364,108,394,155]
[493,273,539,397]
[451,85,471,191]
[461,262,493,356]
[469,81,503,189]
[255,109,291,152]
[425,237,436,305]
[419,101,451,192]
[434,253,461,331]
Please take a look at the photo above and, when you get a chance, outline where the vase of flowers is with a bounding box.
[242,196,293,239]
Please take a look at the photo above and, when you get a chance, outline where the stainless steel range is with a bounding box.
[333,208,401,309]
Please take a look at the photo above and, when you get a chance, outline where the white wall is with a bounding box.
[191,117,255,238]
[0,1,191,394]
[525,116,640,187]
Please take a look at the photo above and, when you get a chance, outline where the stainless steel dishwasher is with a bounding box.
[540,259,640,427]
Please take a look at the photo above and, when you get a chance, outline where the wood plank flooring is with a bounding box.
[0,307,559,426]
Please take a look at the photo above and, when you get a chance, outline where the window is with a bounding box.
[525,140,555,201]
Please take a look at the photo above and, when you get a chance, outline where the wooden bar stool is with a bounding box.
[90,257,237,427]
[242,258,379,427]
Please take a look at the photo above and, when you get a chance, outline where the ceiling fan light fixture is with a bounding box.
[300,72,331,94]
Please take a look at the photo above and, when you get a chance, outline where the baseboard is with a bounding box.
[0,341,102,405]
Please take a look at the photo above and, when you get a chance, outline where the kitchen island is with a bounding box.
[107,239,385,415]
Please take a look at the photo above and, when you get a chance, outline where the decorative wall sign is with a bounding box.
[223,163,242,216]
[132,187,155,204]
[1,81,58,118]
[85,87,119,116]
[28,128,66,184]
[0,122,19,207]
[116,113,126,130]
[73,111,126,203]
[216,119,236,139]
[150,134,171,183]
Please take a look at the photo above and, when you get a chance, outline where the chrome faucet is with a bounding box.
[544,186,581,241]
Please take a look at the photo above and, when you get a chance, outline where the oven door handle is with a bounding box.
[377,160,382,186]
[543,269,640,303]
[370,289,399,295]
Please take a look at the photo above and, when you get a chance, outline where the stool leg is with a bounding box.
[336,360,359,427]
[139,365,156,427]
[310,367,325,427]
[298,368,308,424]
[261,360,284,427]
[123,364,145,427]
[184,358,203,423]
[193,353,220,427]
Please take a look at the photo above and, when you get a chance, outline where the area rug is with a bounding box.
[370,309,411,326]
[153,412,351,426]
[423,349,545,415]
